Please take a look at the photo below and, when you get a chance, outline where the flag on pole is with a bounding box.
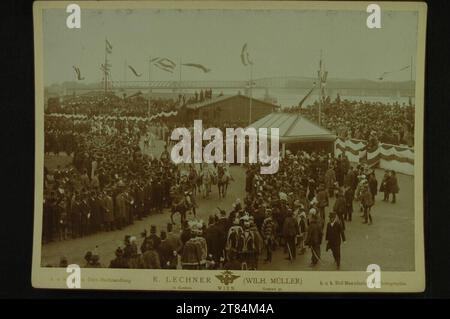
[181,63,211,73]
[377,65,410,80]
[298,83,316,107]
[152,57,176,73]
[106,39,113,54]
[240,43,253,66]
[158,58,176,68]
[128,65,142,77]
[154,63,174,73]
[72,66,85,80]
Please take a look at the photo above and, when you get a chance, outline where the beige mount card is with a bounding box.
[33,1,426,292]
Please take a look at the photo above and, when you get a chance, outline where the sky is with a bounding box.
[42,8,418,86]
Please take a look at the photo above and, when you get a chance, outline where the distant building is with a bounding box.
[185,94,278,125]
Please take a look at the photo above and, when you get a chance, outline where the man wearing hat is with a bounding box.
[333,189,347,225]
[115,183,127,229]
[109,247,128,268]
[344,186,354,221]
[305,214,323,267]
[141,239,161,269]
[324,165,336,197]
[215,208,229,261]
[142,225,161,253]
[361,184,374,224]
[84,250,102,268]
[205,215,221,263]
[325,212,346,269]
[166,223,182,254]
[101,188,114,231]
[316,184,329,221]
[261,209,276,262]
[282,209,299,261]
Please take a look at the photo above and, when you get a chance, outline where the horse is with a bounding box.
[169,185,185,225]
[217,166,228,198]
[188,167,199,197]
[200,167,213,199]
[170,200,186,225]
[217,165,233,198]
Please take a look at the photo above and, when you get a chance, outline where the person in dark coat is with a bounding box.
[333,189,346,224]
[158,231,177,269]
[305,214,323,267]
[388,171,399,203]
[368,172,378,202]
[89,191,103,233]
[141,239,161,269]
[204,216,222,262]
[316,184,329,220]
[380,171,390,201]
[142,225,161,253]
[282,210,299,261]
[109,247,129,268]
[166,223,182,254]
[153,178,164,213]
[215,209,230,260]
[343,167,354,190]
[70,193,83,238]
[325,212,346,269]
[361,184,374,224]
[344,186,354,221]
[261,209,276,262]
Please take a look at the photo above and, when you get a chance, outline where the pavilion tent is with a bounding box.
[248,112,336,156]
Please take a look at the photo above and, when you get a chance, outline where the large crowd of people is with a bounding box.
[44,93,404,271]
[287,96,415,147]
[46,88,218,118]
[43,115,179,243]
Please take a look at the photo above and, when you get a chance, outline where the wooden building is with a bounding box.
[186,94,278,125]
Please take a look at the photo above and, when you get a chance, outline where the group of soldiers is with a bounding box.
[42,116,188,243]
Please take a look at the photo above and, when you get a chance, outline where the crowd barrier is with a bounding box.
[335,137,414,175]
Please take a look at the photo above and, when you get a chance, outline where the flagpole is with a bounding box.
[105,37,108,94]
[148,56,152,118]
[124,59,127,85]
[249,63,253,125]
[179,57,182,94]
[410,55,413,106]
[104,37,107,93]
[318,50,322,126]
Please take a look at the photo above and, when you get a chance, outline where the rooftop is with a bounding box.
[248,112,336,143]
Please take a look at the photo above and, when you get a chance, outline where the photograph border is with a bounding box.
[32,0,427,293]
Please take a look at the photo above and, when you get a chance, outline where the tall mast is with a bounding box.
[318,50,322,126]
[104,37,108,93]
[124,59,127,85]
[148,56,152,117]
[248,63,253,125]
[410,55,413,106]
[179,57,182,94]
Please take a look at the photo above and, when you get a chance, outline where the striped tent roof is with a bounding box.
[248,112,336,143]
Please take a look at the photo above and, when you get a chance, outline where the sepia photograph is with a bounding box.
[32,1,426,292]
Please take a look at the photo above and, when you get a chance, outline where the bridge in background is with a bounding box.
[64,76,414,98]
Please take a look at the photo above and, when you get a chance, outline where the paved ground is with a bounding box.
[42,139,415,271]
